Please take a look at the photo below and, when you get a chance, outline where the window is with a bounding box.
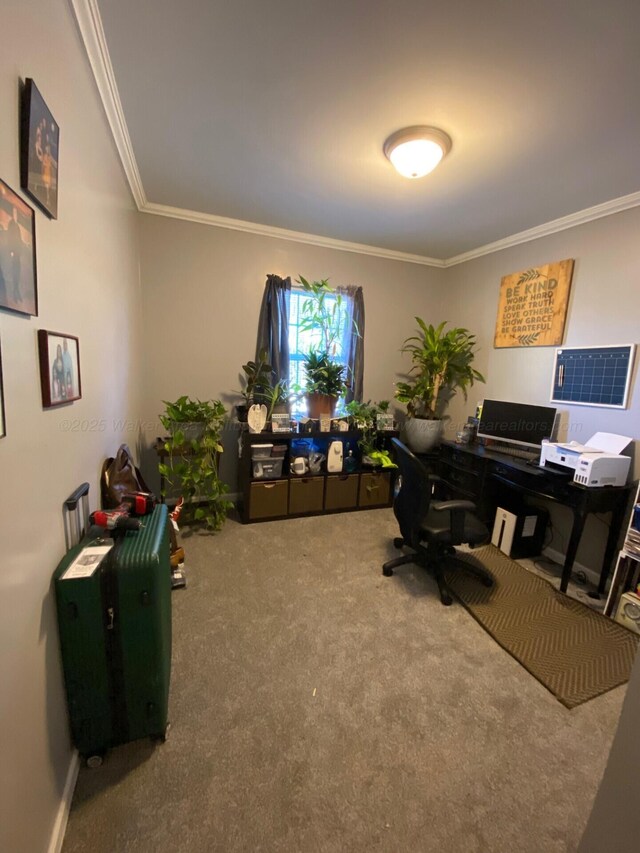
[287,288,352,416]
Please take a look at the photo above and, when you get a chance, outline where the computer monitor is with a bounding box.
[478,399,557,450]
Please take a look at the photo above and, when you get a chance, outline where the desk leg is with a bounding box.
[561,510,587,593]
[599,499,627,595]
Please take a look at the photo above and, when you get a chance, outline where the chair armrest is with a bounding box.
[431,500,477,513]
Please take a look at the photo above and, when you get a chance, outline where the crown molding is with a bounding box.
[70,0,146,209]
[141,202,446,267]
[443,190,640,267]
[72,0,640,269]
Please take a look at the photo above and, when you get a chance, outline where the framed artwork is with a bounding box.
[20,78,59,219]
[494,258,574,348]
[0,178,38,316]
[38,330,81,408]
[0,336,6,438]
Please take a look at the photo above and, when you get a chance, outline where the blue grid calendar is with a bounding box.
[551,345,636,408]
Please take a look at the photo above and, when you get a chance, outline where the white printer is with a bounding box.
[540,432,632,487]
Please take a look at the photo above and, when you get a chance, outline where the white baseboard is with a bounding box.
[48,750,80,853]
[542,546,602,589]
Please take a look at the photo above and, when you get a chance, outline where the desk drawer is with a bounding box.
[440,443,483,472]
[490,462,571,501]
[439,465,480,497]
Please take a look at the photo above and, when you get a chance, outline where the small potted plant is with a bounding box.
[395,319,485,453]
[345,399,395,466]
[304,351,347,418]
[159,396,232,530]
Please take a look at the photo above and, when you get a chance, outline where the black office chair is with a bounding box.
[383,438,493,605]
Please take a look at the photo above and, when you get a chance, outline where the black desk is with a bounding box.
[436,441,631,595]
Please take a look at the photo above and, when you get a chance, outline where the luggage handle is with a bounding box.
[63,483,91,551]
[64,483,90,511]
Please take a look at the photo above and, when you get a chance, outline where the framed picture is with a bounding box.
[20,78,59,219]
[0,178,38,316]
[271,413,291,433]
[0,336,6,438]
[38,330,81,408]
[376,414,395,431]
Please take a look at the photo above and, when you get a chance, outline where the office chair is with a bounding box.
[383,438,493,605]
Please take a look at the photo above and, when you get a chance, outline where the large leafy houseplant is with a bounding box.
[395,319,484,451]
[296,275,353,417]
[159,396,232,531]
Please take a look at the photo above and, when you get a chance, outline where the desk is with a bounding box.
[436,441,631,595]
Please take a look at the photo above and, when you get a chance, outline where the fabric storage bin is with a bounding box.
[289,477,324,515]
[358,471,391,507]
[252,458,284,479]
[271,444,287,457]
[325,474,359,510]
[249,481,288,519]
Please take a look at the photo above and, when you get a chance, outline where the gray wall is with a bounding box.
[0,1,142,850]
[137,214,445,489]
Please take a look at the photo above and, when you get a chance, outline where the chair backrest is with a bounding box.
[391,438,434,546]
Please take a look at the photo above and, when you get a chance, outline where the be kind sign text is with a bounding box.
[494,259,574,348]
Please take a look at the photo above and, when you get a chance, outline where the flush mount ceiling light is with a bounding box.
[383,126,452,179]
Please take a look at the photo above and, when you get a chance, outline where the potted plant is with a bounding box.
[345,399,395,467]
[159,396,232,530]
[296,275,354,417]
[395,319,485,453]
[235,349,274,421]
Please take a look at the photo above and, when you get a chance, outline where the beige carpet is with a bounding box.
[446,545,639,708]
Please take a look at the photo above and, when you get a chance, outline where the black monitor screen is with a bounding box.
[478,399,557,449]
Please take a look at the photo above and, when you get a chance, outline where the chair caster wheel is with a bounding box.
[393,537,404,550]
[382,565,394,577]
[482,577,493,587]
[440,593,453,606]
[86,753,105,769]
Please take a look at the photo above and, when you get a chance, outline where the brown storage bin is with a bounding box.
[249,480,289,520]
[289,477,324,515]
[325,474,359,510]
[358,471,391,508]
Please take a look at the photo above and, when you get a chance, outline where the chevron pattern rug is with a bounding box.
[445,544,639,708]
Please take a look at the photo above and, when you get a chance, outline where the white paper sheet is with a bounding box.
[61,544,113,580]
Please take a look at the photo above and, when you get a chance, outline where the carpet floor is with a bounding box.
[62,510,628,853]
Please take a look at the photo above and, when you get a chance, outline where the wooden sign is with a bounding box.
[494,259,574,348]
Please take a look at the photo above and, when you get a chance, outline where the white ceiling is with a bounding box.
[93,0,640,261]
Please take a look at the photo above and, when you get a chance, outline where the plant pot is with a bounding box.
[402,418,442,453]
[236,404,248,423]
[306,393,337,419]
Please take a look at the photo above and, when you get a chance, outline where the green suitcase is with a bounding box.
[54,484,172,765]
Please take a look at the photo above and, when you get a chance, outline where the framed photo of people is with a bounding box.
[0,178,38,317]
[0,336,6,438]
[20,78,59,219]
[38,330,81,408]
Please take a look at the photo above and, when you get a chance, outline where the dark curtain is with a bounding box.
[338,285,365,403]
[256,274,291,383]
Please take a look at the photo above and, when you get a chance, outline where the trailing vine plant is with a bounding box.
[159,396,232,531]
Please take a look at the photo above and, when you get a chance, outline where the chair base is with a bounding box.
[382,546,493,606]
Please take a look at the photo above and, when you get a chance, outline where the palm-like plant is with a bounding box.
[395,319,485,419]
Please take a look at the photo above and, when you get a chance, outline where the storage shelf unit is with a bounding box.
[604,480,640,617]
[239,429,397,523]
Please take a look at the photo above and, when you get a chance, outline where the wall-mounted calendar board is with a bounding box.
[551,344,636,408]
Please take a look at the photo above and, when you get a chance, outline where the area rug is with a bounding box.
[445,544,639,708]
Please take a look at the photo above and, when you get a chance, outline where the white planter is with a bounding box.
[402,418,443,453]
